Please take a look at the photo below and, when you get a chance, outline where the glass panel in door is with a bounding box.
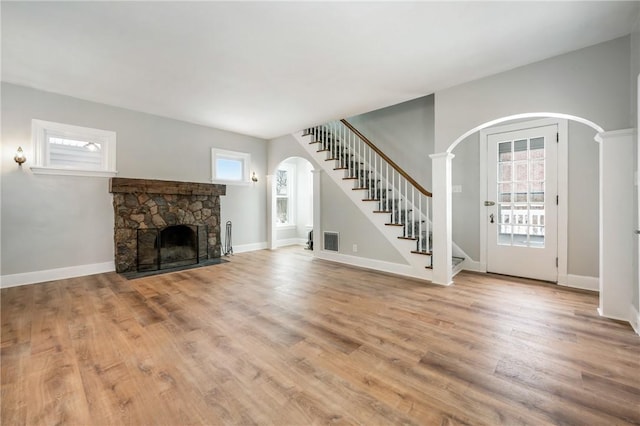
[496,137,546,248]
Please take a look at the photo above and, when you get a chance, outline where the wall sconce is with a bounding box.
[251,172,258,183]
[14,147,26,166]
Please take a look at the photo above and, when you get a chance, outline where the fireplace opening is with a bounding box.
[160,225,198,269]
[137,225,202,272]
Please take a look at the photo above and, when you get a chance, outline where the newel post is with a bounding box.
[430,152,455,285]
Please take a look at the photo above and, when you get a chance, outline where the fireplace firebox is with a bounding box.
[138,224,207,271]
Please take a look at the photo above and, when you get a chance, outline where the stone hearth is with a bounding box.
[109,178,226,273]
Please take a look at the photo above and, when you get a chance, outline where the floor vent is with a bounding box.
[323,232,339,252]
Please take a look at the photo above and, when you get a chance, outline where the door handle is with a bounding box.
[484,201,495,206]
[490,213,495,224]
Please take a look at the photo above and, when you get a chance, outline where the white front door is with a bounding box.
[486,124,558,282]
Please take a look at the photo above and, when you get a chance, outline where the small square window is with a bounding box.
[31,119,117,177]
[211,149,251,184]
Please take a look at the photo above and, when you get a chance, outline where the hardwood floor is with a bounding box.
[2,247,639,425]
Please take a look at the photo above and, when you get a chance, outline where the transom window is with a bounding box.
[31,119,117,177]
[211,149,251,184]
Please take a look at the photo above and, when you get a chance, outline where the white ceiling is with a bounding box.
[2,1,638,139]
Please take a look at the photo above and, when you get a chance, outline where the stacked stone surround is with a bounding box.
[109,178,226,273]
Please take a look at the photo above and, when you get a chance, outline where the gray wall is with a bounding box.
[1,83,267,276]
[435,36,632,152]
[267,134,316,175]
[566,122,600,278]
[320,172,406,264]
[347,95,434,189]
[451,133,480,261]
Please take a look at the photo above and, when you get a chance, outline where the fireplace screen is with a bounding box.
[137,225,208,272]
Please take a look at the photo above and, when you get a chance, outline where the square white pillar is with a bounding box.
[596,129,635,321]
[312,169,322,256]
[267,174,276,249]
[430,152,455,285]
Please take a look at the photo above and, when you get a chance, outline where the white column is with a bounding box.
[429,152,455,285]
[312,169,322,255]
[267,174,276,250]
[596,129,635,321]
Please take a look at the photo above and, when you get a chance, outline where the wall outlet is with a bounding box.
[352,244,358,253]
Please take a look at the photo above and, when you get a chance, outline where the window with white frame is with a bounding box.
[211,148,251,184]
[276,163,295,226]
[31,119,117,177]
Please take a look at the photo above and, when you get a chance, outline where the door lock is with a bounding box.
[489,213,495,224]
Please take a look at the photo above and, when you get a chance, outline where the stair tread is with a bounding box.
[334,167,348,170]
[317,149,330,152]
[411,250,433,256]
[398,236,418,241]
[362,198,380,201]
[352,187,370,190]
[385,223,404,227]
[373,210,392,213]
[343,177,358,180]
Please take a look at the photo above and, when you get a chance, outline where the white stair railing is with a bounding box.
[305,119,433,260]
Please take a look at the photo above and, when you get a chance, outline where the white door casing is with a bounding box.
[484,122,560,282]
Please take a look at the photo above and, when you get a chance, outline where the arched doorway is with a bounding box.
[270,157,315,249]
[452,115,602,287]
[432,111,637,324]
[431,112,606,286]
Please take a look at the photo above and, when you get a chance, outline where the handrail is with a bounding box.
[340,119,432,197]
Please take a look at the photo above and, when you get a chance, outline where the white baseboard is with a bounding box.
[0,261,115,289]
[276,238,306,248]
[232,241,268,254]
[597,306,633,323]
[630,304,640,336]
[558,274,599,292]
[314,250,432,282]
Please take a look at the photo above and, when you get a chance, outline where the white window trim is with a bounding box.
[276,163,296,227]
[306,166,314,227]
[211,148,251,185]
[31,119,117,177]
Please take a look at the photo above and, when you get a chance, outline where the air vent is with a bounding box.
[323,232,339,252]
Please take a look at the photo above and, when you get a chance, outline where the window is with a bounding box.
[211,149,251,184]
[31,119,117,177]
[276,163,295,226]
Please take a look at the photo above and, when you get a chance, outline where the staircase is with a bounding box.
[294,119,465,281]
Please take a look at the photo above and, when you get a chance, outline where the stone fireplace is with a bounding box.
[109,178,226,273]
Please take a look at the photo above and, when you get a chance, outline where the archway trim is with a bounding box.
[446,112,605,153]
